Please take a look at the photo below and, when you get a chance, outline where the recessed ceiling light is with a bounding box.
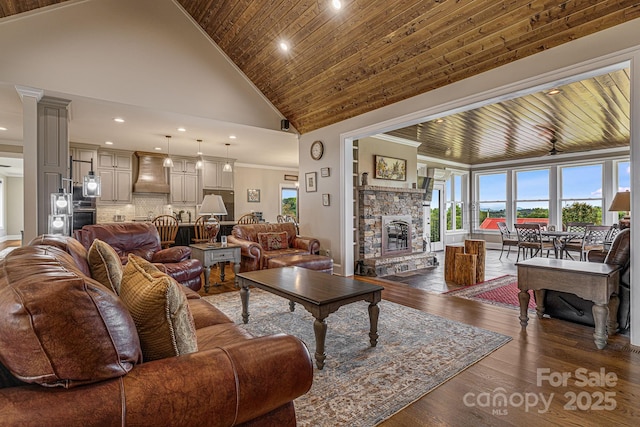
[105,141,114,145]
[177,127,186,132]
[331,0,342,10]
[154,147,162,151]
[546,88,561,96]
[229,135,237,139]
[279,41,290,52]
[0,126,7,131]
[113,117,125,123]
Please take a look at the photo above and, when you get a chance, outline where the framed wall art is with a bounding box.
[321,167,331,177]
[247,189,260,202]
[305,172,317,192]
[374,155,407,181]
[284,174,298,181]
[322,194,330,206]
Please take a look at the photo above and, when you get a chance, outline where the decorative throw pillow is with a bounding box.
[87,239,123,295]
[257,232,289,251]
[119,254,198,361]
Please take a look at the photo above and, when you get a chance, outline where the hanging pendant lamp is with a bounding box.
[163,135,174,168]
[195,139,204,169]
[223,143,232,172]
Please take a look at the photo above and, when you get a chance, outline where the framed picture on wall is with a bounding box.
[320,167,331,177]
[305,172,317,192]
[374,155,407,181]
[322,194,330,206]
[247,189,260,202]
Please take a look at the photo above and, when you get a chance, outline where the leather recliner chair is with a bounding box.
[74,222,203,291]
[543,228,631,331]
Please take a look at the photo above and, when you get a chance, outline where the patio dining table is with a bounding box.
[540,230,584,259]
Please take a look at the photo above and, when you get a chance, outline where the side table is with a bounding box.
[189,243,241,293]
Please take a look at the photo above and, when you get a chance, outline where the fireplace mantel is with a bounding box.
[358,185,425,195]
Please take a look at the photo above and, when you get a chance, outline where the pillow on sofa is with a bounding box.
[257,232,289,251]
[120,254,198,361]
[87,239,123,295]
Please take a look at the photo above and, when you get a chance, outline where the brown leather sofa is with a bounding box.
[0,235,313,426]
[228,222,321,272]
[75,222,203,291]
[543,228,631,331]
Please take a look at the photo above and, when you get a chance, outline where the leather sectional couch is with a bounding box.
[75,222,203,291]
[228,222,321,272]
[0,234,313,426]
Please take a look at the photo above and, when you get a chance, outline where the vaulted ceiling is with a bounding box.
[1,0,639,165]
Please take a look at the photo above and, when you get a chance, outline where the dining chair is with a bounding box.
[514,223,554,262]
[276,215,286,223]
[561,222,592,259]
[192,215,209,244]
[237,213,259,224]
[581,225,612,261]
[152,215,179,249]
[496,221,518,259]
[603,223,621,251]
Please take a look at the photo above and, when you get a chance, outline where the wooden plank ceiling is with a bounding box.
[386,67,631,164]
[2,0,638,164]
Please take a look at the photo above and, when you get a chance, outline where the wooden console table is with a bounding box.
[516,257,620,349]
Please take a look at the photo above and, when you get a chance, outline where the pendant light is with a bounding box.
[223,143,232,172]
[195,139,204,170]
[163,135,174,168]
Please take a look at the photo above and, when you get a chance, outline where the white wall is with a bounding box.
[358,137,418,189]
[6,177,24,238]
[234,166,298,224]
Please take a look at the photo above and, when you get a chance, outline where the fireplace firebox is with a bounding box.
[381,215,412,257]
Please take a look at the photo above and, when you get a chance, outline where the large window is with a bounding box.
[445,174,464,231]
[515,169,549,226]
[560,164,603,225]
[478,173,506,230]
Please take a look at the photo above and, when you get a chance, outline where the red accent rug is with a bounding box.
[444,275,536,311]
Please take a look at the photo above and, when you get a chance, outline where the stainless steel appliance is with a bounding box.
[72,185,96,230]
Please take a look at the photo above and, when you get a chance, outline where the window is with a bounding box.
[477,173,506,230]
[560,164,603,225]
[280,185,298,219]
[445,174,464,231]
[515,169,549,226]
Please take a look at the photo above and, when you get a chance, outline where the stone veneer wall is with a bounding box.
[358,185,424,259]
[357,185,437,276]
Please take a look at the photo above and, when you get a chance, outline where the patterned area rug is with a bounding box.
[444,275,536,311]
[203,289,511,426]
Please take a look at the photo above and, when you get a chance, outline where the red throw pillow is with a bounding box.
[257,232,289,251]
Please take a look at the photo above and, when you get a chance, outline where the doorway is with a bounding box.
[429,182,444,252]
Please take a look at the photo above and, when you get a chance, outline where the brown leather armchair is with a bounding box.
[543,228,631,331]
[228,222,320,272]
[0,234,313,426]
[74,222,203,291]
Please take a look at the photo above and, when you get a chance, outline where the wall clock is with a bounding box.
[310,140,324,160]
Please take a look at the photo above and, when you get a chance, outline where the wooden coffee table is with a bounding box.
[237,267,384,370]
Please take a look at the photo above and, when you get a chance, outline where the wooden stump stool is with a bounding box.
[445,245,464,282]
[454,253,477,286]
[464,239,486,283]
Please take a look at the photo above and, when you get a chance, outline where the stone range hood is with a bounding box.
[133,151,170,194]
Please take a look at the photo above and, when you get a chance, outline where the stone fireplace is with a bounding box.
[357,185,436,276]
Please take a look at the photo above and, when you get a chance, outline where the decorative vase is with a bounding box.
[361,172,368,186]
[204,220,220,244]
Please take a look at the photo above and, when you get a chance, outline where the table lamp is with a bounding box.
[199,195,228,243]
[608,190,630,229]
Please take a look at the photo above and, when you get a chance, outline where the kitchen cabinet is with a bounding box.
[69,145,98,186]
[170,157,199,204]
[202,159,234,190]
[97,150,132,204]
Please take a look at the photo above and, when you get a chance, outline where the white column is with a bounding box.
[16,86,43,244]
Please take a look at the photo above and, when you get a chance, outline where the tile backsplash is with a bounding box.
[96,194,196,223]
